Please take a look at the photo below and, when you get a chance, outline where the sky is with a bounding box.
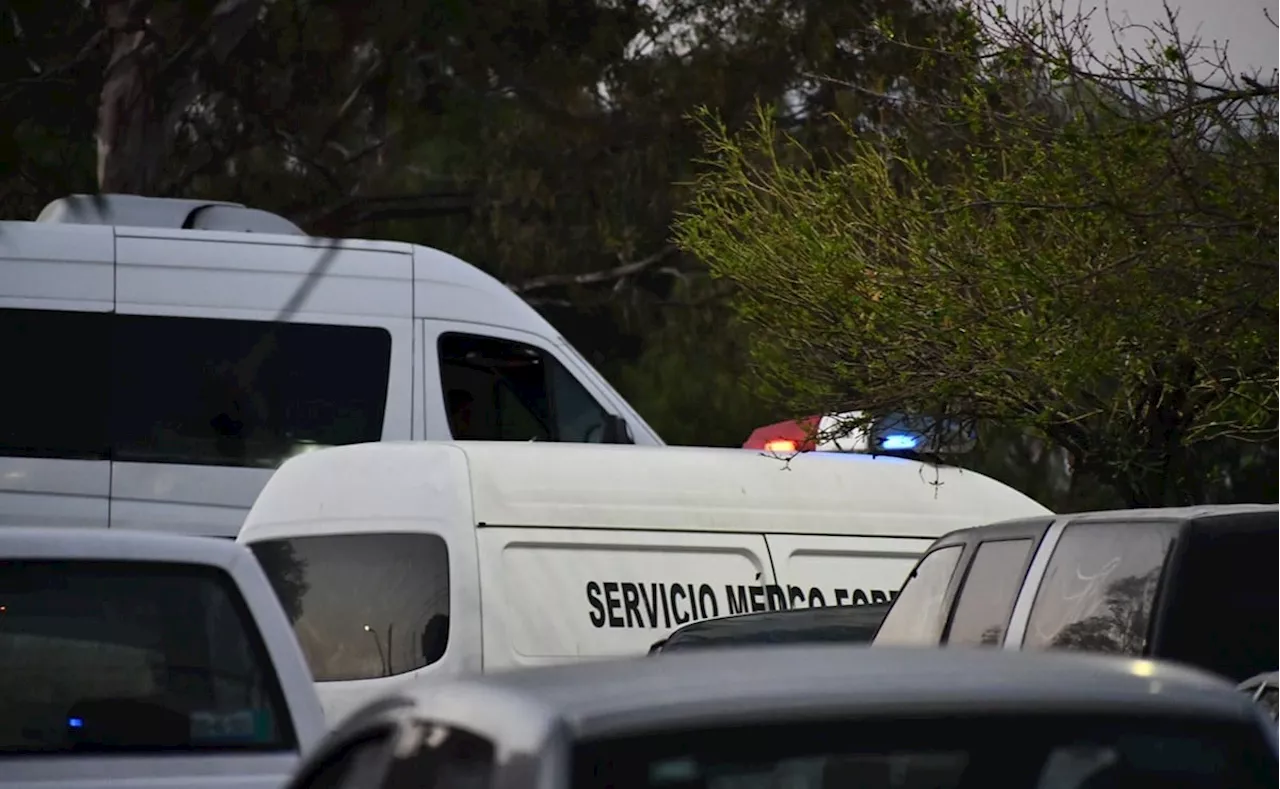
[1066,0,1277,76]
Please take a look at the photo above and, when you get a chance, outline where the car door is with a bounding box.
[110,230,413,536]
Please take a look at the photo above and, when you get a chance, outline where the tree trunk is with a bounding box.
[98,0,164,193]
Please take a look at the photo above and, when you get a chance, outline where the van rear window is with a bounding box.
[249,534,450,682]
[0,560,292,754]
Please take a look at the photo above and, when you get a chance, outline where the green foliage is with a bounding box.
[676,1,1278,505]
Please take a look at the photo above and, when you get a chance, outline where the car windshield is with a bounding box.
[572,714,1275,789]
[0,559,292,754]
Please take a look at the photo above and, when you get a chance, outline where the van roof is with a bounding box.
[238,442,1051,541]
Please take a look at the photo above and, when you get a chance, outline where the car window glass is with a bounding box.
[382,723,497,789]
[299,732,393,789]
[946,538,1035,646]
[1024,521,1178,654]
[0,560,291,754]
[438,332,613,442]
[0,308,111,460]
[249,534,450,682]
[113,314,391,468]
[873,546,963,645]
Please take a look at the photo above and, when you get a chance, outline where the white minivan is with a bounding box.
[234,440,1052,723]
[0,195,660,537]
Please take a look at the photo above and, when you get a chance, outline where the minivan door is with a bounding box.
[110,231,414,536]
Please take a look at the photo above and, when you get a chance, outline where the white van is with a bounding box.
[0,195,660,537]
[234,440,1052,723]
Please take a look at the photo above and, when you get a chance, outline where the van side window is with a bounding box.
[438,333,613,443]
[944,538,1034,646]
[873,545,963,646]
[1023,521,1178,655]
[0,308,111,460]
[113,315,391,468]
[248,533,450,682]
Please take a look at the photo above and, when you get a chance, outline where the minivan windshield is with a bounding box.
[573,715,1275,789]
[873,545,963,645]
[0,560,291,754]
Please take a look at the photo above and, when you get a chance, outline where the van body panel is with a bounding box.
[0,458,110,529]
[463,444,1050,536]
[475,526,776,666]
[764,534,937,609]
[0,223,114,310]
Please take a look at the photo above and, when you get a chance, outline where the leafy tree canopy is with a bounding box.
[676,0,1278,503]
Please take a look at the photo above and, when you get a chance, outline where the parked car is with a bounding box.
[873,504,1278,683]
[648,602,890,654]
[0,527,324,789]
[1239,671,1279,721]
[282,645,1276,789]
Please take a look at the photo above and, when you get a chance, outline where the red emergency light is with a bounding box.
[742,415,821,452]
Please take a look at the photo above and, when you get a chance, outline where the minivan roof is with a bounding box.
[238,441,1052,541]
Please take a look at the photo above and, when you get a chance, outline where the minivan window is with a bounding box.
[249,534,450,682]
[114,314,391,468]
[873,545,963,645]
[0,308,111,460]
[945,538,1035,646]
[0,560,292,754]
[1023,520,1178,655]
[439,333,613,442]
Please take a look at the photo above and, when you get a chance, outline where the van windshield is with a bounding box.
[0,560,291,754]
[249,533,451,682]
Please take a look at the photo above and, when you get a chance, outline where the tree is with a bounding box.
[676,0,1278,503]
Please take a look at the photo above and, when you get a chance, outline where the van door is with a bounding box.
[423,320,636,444]
[0,224,114,528]
[475,526,777,668]
[111,231,414,536]
[765,535,934,610]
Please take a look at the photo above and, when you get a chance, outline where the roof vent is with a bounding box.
[36,194,306,235]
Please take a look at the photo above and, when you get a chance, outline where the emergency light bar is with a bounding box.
[744,411,974,455]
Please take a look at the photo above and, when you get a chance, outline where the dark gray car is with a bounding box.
[282,646,1277,789]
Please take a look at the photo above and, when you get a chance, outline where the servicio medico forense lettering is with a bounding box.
[585,580,899,630]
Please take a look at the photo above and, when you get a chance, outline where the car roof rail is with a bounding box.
[35,193,306,235]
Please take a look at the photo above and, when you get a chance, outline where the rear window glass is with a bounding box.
[873,545,963,645]
[573,715,1275,789]
[250,534,450,682]
[0,560,292,754]
[945,538,1034,646]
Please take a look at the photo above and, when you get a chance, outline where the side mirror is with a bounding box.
[601,415,635,444]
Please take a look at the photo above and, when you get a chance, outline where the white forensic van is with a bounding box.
[234,440,1052,723]
[0,195,660,537]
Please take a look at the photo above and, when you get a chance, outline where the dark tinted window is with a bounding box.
[0,308,111,460]
[382,723,496,789]
[439,333,614,443]
[1024,521,1178,655]
[296,731,394,789]
[945,538,1034,646]
[1156,524,1278,682]
[0,560,292,754]
[873,546,962,645]
[249,534,449,682]
[113,314,391,468]
[573,715,1275,789]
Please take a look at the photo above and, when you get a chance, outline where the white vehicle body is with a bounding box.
[235,440,1052,724]
[0,195,661,538]
[0,526,324,789]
